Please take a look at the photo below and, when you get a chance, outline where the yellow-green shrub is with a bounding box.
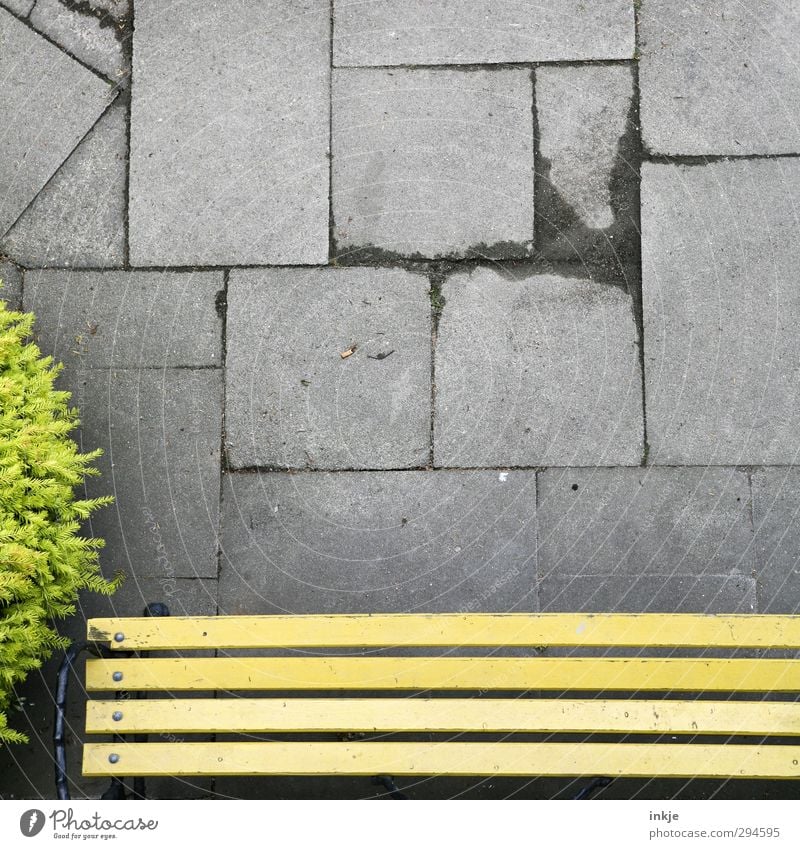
[0,295,116,744]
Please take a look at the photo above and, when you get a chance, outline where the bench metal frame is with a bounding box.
[54,602,169,801]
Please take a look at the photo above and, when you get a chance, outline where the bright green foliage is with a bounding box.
[0,296,117,745]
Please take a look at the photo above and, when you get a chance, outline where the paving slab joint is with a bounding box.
[644,152,800,165]
[215,270,230,627]
[217,270,230,473]
[332,240,537,267]
[743,466,758,616]
[330,248,619,287]
[333,59,637,72]
[229,464,549,476]
[428,268,447,468]
[327,0,334,264]
[629,63,648,468]
[119,85,131,266]
[633,0,642,61]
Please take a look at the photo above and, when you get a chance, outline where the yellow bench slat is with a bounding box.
[86,613,800,650]
[82,741,800,779]
[85,697,800,736]
[85,656,800,692]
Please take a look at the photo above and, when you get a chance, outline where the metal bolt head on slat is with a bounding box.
[114,633,125,643]
[112,711,123,722]
[112,671,123,682]
[108,754,119,764]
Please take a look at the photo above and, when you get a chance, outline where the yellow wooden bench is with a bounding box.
[55,611,800,799]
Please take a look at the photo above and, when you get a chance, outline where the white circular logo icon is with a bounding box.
[19,810,45,838]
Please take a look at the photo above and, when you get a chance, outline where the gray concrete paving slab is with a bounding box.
[129,0,330,266]
[752,468,800,613]
[540,574,756,614]
[23,269,223,369]
[65,368,223,580]
[225,267,431,470]
[434,269,643,467]
[642,159,800,465]
[639,0,800,154]
[332,68,534,259]
[0,100,125,267]
[0,6,113,236]
[334,0,635,65]
[219,470,538,614]
[538,467,753,578]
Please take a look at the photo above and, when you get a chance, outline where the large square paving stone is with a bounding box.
[752,468,800,613]
[67,368,223,580]
[219,470,538,614]
[434,269,643,467]
[0,7,113,236]
[538,467,753,579]
[639,0,800,154]
[334,1,635,65]
[23,269,223,370]
[129,0,330,265]
[642,160,800,465]
[333,68,534,260]
[225,267,431,470]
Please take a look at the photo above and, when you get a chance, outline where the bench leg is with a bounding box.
[370,774,612,800]
[54,639,134,801]
[54,602,170,801]
[573,776,613,800]
[100,779,127,800]
[54,641,91,800]
[371,775,408,799]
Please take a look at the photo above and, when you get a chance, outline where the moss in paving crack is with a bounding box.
[463,239,534,260]
[333,247,616,289]
[429,276,446,319]
[56,0,130,44]
[214,287,227,319]
[332,239,534,268]
[332,242,433,271]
